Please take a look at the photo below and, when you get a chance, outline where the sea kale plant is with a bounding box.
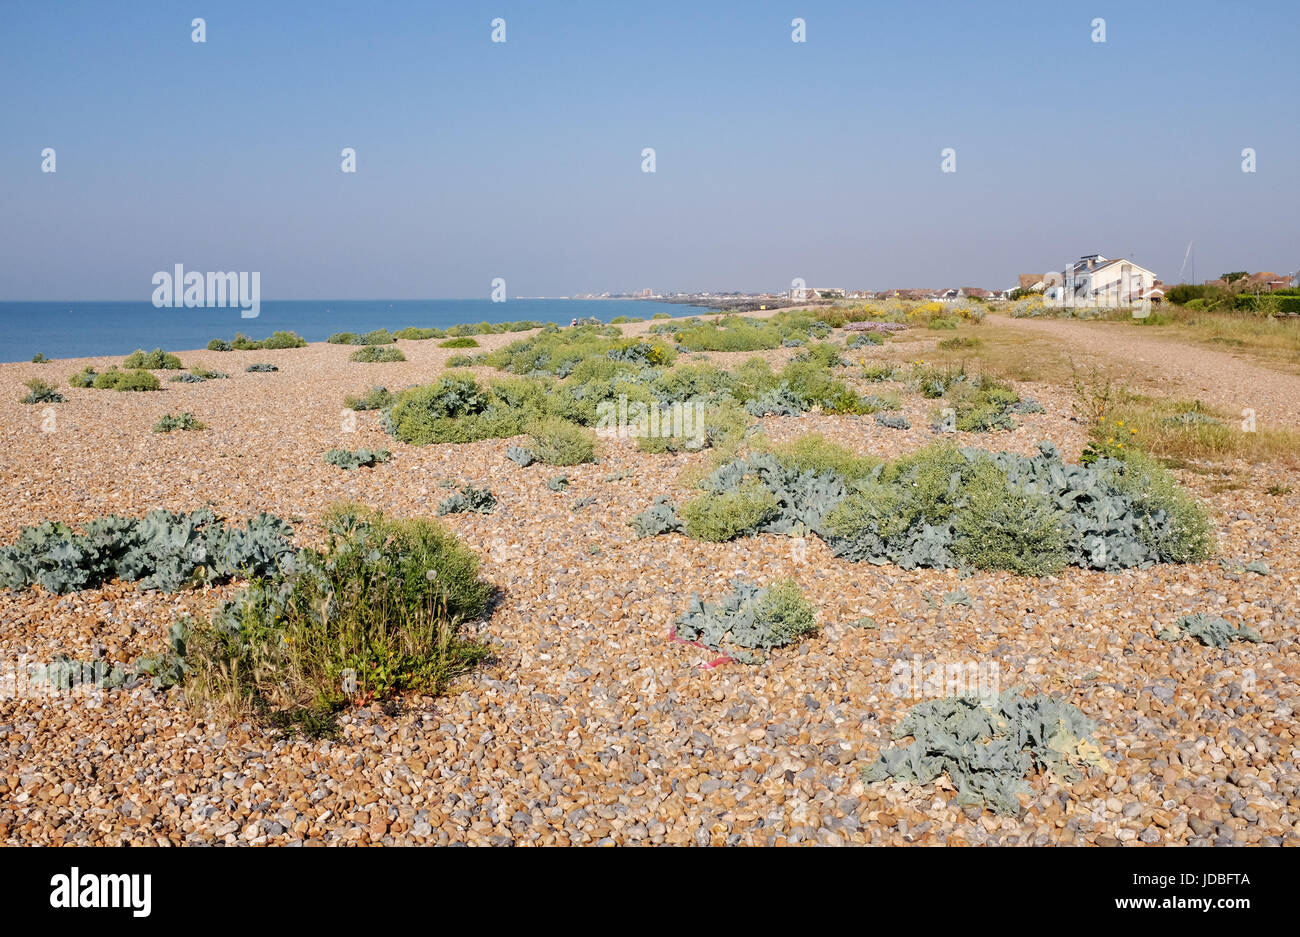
[1156,613,1262,648]
[635,438,1213,575]
[324,448,391,470]
[20,379,65,404]
[674,578,817,661]
[862,689,1110,816]
[436,484,497,516]
[0,509,296,594]
[153,412,206,433]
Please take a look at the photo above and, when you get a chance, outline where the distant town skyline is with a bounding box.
[2,0,1297,301]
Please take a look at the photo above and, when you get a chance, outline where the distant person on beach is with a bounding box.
[569,318,578,327]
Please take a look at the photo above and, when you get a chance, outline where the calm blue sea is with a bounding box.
[0,299,688,362]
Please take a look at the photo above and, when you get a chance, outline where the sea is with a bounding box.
[0,299,689,363]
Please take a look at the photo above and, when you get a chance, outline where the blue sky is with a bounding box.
[1,0,1296,299]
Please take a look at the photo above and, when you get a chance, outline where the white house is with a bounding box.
[1048,254,1158,308]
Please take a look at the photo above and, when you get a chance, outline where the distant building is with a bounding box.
[1049,254,1158,308]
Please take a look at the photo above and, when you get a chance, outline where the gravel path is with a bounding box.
[1,318,1297,846]
[990,313,1300,430]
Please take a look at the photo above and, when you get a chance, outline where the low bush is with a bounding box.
[31,353,50,363]
[393,326,444,340]
[123,348,183,369]
[20,378,65,404]
[674,578,817,659]
[862,690,1108,815]
[680,479,780,542]
[181,504,491,729]
[384,373,548,445]
[68,367,97,388]
[0,508,295,594]
[153,412,206,433]
[350,346,405,363]
[343,386,394,411]
[324,448,391,470]
[644,441,1212,574]
[440,336,480,348]
[436,484,497,516]
[207,339,233,351]
[527,417,597,465]
[761,432,880,480]
[93,368,162,391]
[245,363,278,373]
[262,330,308,349]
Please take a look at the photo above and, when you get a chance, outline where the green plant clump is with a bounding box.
[527,417,597,465]
[674,578,817,659]
[1156,613,1262,648]
[439,336,480,348]
[343,386,394,411]
[642,440,1213,575]
[153,412,206,433]
[245,363,279,373]
[324,448,391,470]
[861,689,1109,816]
[180,504,492,730]
[350,346,406,363]
[92,368,162,391]
[0,509,295,594]
[20,379,65,404]
[123,348,183,369]
[436,484,497,516]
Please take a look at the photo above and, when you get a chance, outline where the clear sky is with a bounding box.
[1,0,1296,299]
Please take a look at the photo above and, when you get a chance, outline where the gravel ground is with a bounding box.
[1,317,1297,846]
[990,313,1300,428]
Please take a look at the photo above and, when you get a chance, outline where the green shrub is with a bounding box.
[763,432,880,480]
[245,363,278,373]
[31,353,50,363]
[181,504,491,728]
[153,412,206,433]
[20,379,65,404]
[357,329,394,345]
[610,315,644,324]
[937,336,982,350]
[676,316,783,351]
[93,368,162,391]
[1108,451,1214,563]
[123,348,183,369]
[343,386,394,411]
[231,333,264,350]
[328,332,358,345]
[927,317,959,330]
[68,368,97,388]
[652,312,671,319]
[527,417,597,465]
[350,346,406,363]
[447,354,475,367]
[393,326,444,341]
[207,339,233,351]
[385,373,541,445]
[680,480,780,541]
[952,464,1068,575]
[262,330,308,349]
